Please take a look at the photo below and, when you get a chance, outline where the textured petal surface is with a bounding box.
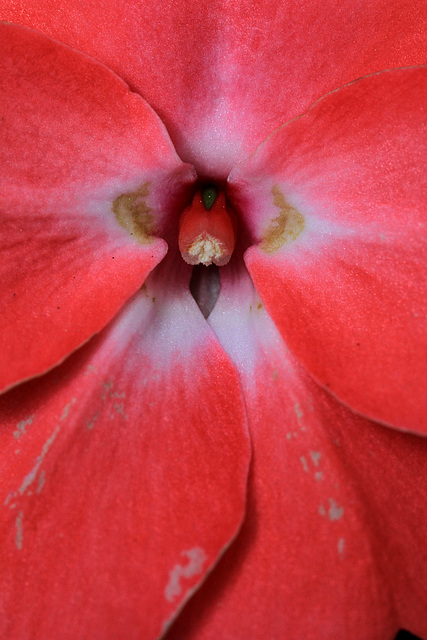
[229,67,427,433]
[0,256,250,640]
[0,23,195,393]
[166,266,427,640]
[1,1,426,177]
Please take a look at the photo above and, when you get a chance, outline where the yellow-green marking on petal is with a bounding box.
[112,183,155,243]
[261,186,305,253]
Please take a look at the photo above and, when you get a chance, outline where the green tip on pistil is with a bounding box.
[202,186,218,211]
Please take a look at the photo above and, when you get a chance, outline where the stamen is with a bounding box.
[187,234,224,265]
[178,187,236,267]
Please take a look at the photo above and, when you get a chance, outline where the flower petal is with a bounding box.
[2,1,427,177]
[0,256,250,639]
[229,67,427,434]
[0,23,195,393]
[165,269,427,639]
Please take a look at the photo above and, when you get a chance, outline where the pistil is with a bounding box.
[178,186,236,266]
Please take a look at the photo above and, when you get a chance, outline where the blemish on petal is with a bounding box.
[112,182,155,244]
[328,498,344,521]
[15,510,24,550]
[260,186,305,253]
[165,547,207,603]
[13,414,34,439]
[310,451,322,467]
[3,493,13,507]
[101,380,126,404]
[36,470,46,494]
[86,412,100,430]
[338,537,345,557]
[294,402,303,423]
[318,504,326,517]
[113,403,128,420]
[60,398,77,421]
[18,425,61,497]
[300,456,309,473]
[84,364,98,376]
[141,283,150,297]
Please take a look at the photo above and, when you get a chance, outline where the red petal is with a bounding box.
[166,271,427,639]
[0,23,195,393]
[229,67,427,434]
[0,257,250,639]
[2,1,426,177]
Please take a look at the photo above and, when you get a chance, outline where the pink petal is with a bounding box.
[229,67,427,434]
[2,1,426,177]
[165,270,427,639]
[0,23,195,393]
[0,255,250,639]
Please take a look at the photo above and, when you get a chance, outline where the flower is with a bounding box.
[0,2,426,639]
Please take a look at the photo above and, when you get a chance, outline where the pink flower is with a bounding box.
[0,2,426,639]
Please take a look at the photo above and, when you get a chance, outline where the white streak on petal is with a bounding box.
[328,498,344,521]
[15,510,24,550]
[310,451,322,467]
[165,547,207,603]
[13,414,34,439]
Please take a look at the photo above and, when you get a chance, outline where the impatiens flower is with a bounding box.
[1,1,427,639]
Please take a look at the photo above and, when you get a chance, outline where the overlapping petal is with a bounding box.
[0,23,195,393]
[1,1,426,176]
[165,268,427,640]
[229,67,427,434]
[0,256,250,640]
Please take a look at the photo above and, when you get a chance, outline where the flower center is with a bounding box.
[178,186,236,267]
